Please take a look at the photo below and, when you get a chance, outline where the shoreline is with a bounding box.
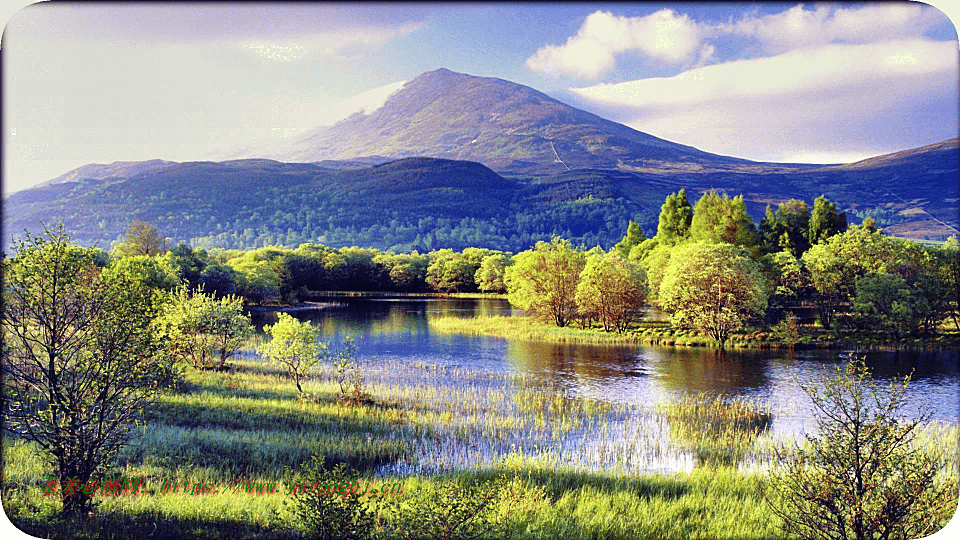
[429,315,960,351]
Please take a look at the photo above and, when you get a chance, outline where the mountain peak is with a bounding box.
[276,69,742,173]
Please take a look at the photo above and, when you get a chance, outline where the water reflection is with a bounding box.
[251,297,959,427]
[645,347,773,395]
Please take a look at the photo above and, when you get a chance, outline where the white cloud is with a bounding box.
[571,39,958,162]
[526,3,947,80]
[526,9,704,78]
[728,3,945,54]
[314,80,408,127]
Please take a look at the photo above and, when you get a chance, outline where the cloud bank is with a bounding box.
[535,3,957,162]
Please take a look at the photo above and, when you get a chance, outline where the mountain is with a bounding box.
[275,68,758,173]
[4,69,957,251]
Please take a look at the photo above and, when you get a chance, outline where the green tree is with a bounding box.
[801,223,895,329]
[808,195,847,245]
[636,243,673,304]
[2,225,169,516]
[656,189,693,246]
[426,249,478,293]
[689,191,758,247]
[614,220,647,258]
[767,359,957,540]
[107,254,180,292]
[155,286,253,370]
[505,237,585,327]
[940,236,960,329]
[114,220,167,257]
[759,200,811,256]
[287,455,378,540]
[576,250,648,333]
[257,313,352,394]
[475,253,511,293]
[658,242,768,344]
[851,273,924,339]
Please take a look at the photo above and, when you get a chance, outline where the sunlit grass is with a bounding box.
[3,346,958,539]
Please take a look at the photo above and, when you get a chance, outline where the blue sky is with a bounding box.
[2,2,958,194]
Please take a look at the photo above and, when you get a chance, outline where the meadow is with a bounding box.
[3,344,958,539]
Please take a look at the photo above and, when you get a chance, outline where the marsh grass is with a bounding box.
[3,346,957,540]
[430,315,786,349]
[657,393,772,467]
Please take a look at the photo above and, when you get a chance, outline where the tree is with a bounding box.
[426,249,478,293]
[808,195,847,245]
[2,225,170,515]
[614,220,647,258]
[656,190,693,246]
[759,200,811,256]
[940,237,960,329]
[505,237,585,327]
[658,242,768,344]
[767,359,957,540]
[155,286,253,370]
[114,220,166,257]
[257,313,355,395]
[689,191,758,247]
[576,250,648,333]
[475,253,511,293]
[801,223,895,329]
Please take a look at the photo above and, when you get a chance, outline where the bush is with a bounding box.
[287,455,378,540]
[766,358,958,540]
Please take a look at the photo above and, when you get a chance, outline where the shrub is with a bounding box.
[766,358,958,540]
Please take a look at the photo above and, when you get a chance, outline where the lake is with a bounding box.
[249,296,960,473]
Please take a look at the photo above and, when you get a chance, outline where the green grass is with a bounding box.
[3,350,957,539]
[430,314,960,350]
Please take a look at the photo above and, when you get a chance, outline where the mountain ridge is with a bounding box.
[274,68,756,173]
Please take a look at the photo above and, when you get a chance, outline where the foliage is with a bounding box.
[1,224,169,516]
[942,236,960,329]
[113,220,166,257]
[801,223,896,329]
[381,474,516,540]
[614,220,647,258]
[688,192,757,248]
[505,237,585,327]
[766,359,958,540]
[658,243,768,344]
[154,286,253,370]
[287,455,378,540]
[759,200,811,256]
[575,250,648,333]
[655,189,693,246]
[808,195,847,245]
[258,313,328,394]
[769,313,802,348]
[426,248,485,293]
[475,252,511,293]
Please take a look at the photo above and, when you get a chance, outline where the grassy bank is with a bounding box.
[429,315,763,348]
[3,349,957,539]
[429,315,960,350]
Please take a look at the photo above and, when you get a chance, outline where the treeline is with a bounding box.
[503,189,960,343]
[96,221,515,304]
[48,183,960,345]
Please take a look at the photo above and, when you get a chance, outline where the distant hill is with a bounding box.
[5,140,958,253]
[4,68,957,251]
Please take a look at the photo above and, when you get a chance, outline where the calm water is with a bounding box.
[251,297,960,439]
